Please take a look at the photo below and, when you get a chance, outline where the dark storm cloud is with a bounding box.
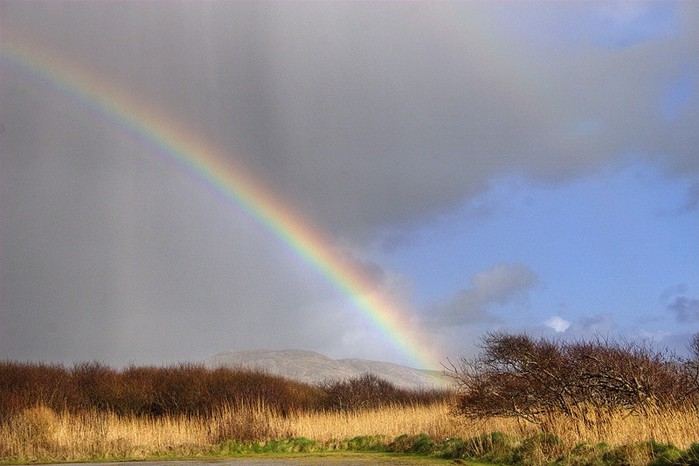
[5,1,697,240]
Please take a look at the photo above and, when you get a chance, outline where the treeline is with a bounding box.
[0,362,449,420]
[450,332,699,425]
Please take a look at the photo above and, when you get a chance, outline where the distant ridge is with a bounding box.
[203,349,450,390]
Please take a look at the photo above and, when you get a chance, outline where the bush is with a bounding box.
[511,433,563,465]
[444,432,513,462]
[650,442,699,466]
[563,442,610,466]
[449,332,698,425]
[321,373,449,411]
[0,362,447,421]
[388,434,435,454]
[343,435,386,451]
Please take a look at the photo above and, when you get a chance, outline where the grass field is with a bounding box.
[2,360,699,465]
[2,401,699,465]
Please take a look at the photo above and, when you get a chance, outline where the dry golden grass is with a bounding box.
[539,404,699,449]
[1,405,210,462]
[1,402,698,463]
[290,403,458,441]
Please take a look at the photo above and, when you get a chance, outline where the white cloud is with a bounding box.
[544,316,571,333]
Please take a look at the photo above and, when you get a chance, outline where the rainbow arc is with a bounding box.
[1,41,441,369]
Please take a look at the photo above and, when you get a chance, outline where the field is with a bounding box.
[3,334,699,466]
[3,396,699,465]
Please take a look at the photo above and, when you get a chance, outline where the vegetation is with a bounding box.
[443,332,699,464]
[0,362,451,462]
[2,334,699,465]
[0,362,447,419]
[448,332,699,424]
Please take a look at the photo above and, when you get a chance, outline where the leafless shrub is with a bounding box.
[321,373,451,412]
[565,337,687,413]
[449,332,699,426]
[682,333,699,403]
[0,362,447,421]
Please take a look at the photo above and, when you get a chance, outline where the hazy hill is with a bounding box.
[203,349,450,389]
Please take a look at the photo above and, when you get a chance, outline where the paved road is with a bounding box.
[38,456,460,466]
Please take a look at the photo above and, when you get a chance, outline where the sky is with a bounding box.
[1,1,697,370]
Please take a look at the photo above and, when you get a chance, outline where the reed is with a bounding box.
[289,403,457,441]
[0,404,209,462]
[2,401,698,464]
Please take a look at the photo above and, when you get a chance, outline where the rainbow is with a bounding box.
[1,41,441,369]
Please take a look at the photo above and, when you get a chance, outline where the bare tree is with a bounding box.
[448,332,698,425]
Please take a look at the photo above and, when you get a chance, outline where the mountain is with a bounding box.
[203,349,451,390]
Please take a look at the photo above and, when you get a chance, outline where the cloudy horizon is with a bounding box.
[1,1,697,369]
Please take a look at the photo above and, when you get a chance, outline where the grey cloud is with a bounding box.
[471,264,540,305]
[337,251,387,292]
[680,182,699,213]
[4,1,697,241]
[659,283,688,304]
[656,332,699,357]
[659,283,699,323]
[0,130,344,364]
[668,297,699,323]
[426,263,539,326]
[658,181,699,217]
[575,314,615,335]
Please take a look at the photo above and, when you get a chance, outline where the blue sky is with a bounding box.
[380,163,698,335]
[1,1,697,368]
